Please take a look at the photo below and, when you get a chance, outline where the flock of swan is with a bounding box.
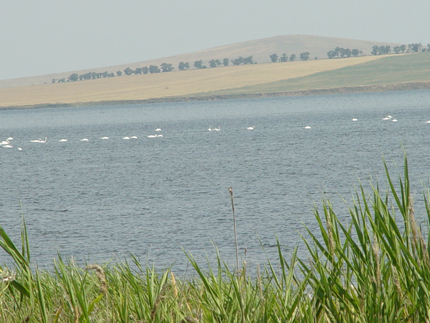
[1,116,430,151]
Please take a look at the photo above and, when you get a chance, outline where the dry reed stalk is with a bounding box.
[228,187,240,271]
[74,305,79,323]
[85,264,107,295]
[372,238,381,290]
[171,272,178,298]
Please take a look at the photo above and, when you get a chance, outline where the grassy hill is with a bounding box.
[193,52,430,97]
[0,55,386,108]
[1,52,429,108]
[0,35,398,89]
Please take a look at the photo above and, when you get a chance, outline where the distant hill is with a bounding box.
[0,35,399,88]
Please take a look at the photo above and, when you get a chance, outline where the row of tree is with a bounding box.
[55,42,430,83]
[269,52,312,62]
[371,43,430,55]
[327,47,363,59]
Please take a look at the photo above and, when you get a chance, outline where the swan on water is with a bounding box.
[247,126,255,130]
[80,138,89,142]
[59,139,68,142]
[0,140,10,145]
[352,118,358,121]
[147,134,157,138]
[208,126,212,131]
[38,137,48,143]
[155,128,162,132]
[3,145,13,148]
[304,126,311,129]
[100,137,109,140]
[6,137,13,141]
[130,136,137,139]
[213,126,220,131]
[392,119,398,122]
[123,137,130,140]
[156,134,163,137]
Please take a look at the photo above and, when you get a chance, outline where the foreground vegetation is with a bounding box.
[2,156,430,322]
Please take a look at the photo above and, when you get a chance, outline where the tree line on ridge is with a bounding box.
[53,42,430,84]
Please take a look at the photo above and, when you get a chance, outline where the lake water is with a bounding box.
[1,90,430,272]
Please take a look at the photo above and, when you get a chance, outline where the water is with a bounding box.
[1,90,430,272]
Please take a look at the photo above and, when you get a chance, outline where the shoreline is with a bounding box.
[2,80,430,110]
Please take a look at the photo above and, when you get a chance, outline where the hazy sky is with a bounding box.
[1,0,429,80]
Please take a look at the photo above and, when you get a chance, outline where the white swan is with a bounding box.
[156,134,163,137]
[304,126,311,129]
[392,119,398,122]
[383,115,392,120]
[123,137,130,140]
[80,138,89,142]
[31,139,41,143]
[155,128,162,132]
[213,126,220,131]
[130,136,137,139]
[147,134,157,138]
[17,147,22,151]
[100,137,109,140]
[425,121,430,124]
[208,126,212,131]
[0,140,10,145]
[352,118,358,121]
[3,145,13,148]
[6,137,13,141]
[247,126,255,130]
[59,139,68,142]
[39,137,47,143]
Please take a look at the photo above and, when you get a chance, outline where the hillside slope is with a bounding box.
[196,53,430,97]
[0,56,385,108]
[0,35,398,88]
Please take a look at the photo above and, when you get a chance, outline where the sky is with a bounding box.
[1,0,429,80]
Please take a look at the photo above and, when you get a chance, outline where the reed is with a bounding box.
[1,154,430,322]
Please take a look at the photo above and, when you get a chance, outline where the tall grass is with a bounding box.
[1,155,430,322]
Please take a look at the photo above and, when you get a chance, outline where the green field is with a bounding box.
[194,53,430,97]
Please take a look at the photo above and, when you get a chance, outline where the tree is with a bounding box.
[116,70,122,76]
[327,50,336,59]
[409,43,422,52]
[243,56,254,64]
[340,48,352,58]
[223,58,229,66]
[178,61,190,70]
[149,65,160,73]
[160,63,174,72]
[194,60,203,69]
[209,59,218,68]
[300,52,310,61]
[279,53,288,62]
[51,79,56,83]
[383,46,391,54]
[270,53,278,63]
[371,45,379,55]
[289,54,296,61]
[232,57,244,65]
[68,73,79,82]
[400,45,406,53]
[351,49,362,57]
[124,67,133,75]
